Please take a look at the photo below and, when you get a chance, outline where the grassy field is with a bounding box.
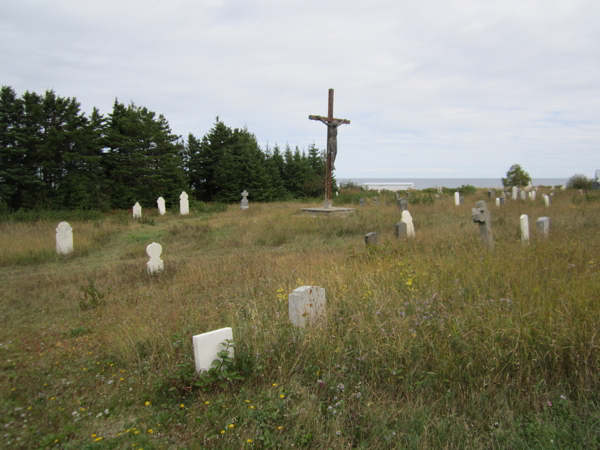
[0,190,599,449]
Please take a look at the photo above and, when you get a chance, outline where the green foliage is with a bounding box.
[567,174,592,190]
[502,164,532,187]
[458,184,477,195]
[78,280,108,311]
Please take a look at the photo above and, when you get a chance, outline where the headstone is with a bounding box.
[397,198,408,211]
[288,286,326,328]
[512,186,518,200]
[157,197,166,215]
[395,222,408,239]
[487,190,493,199]
[364,232,379,246]
[359,197,364,206]
[146,242,164,274]
[544,194,550,207]
[459,196,465,204]
[56,222,73,254]
[592,181,600,190]
[240,190,249,210]
[180,191,189,215]
[530,191,536,201]
[373,196,379,205]
[495,197,500,207]
[499,196,505,205]
[454,191,460,206]
[437,186,443,195]
[133,202,142,218]
[401,210,415,237]
[520,214,529,243]
[560,185,566,191]
[520,190,527,200]
[550,193,554,198]
[192,327,234,372]
[536,217,551,237]
[471,200,493,248]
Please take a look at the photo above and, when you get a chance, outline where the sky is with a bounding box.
[1,0,599,179]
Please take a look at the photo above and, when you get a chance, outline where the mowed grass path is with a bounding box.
[0,191,599,449]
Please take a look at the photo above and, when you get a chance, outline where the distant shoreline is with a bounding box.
[338,177,568,190]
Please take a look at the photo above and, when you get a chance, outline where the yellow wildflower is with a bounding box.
[145,401,151,406]
[228,424,235,429]
[279,394,285,399]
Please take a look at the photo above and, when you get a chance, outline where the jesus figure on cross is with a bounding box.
[314,117,347,170]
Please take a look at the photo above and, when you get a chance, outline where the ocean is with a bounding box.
[338,178,568,190]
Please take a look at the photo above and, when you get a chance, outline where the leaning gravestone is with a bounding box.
[359,197,364,206]
[192,327,233,372]
[471,200,493,248]
[146,242,164,274]
[397,198,408,211]
[288,286,326,328]
[240,190,249,210]
[133,202,142,218]
[395,222,408,239]
[180,191,189,215]
[520,214,529,243]
[536,217,551,237]
[56,222,73,255]
[157,197,166,215]
[454,191,460,206]
[401,210,415,237]
[364,232,379,246]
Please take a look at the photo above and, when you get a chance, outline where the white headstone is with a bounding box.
[401,210,415,237]
[520,190,527,200]
[146,242,164,274]
[531,191,536,201]
[520,214,529,243]
[133,202,142,218]
[543,194,550,207]
[536,217,551,237]
[495,197,500,207]
[192,327,234,373]
[512,186,518,200]
[180,191,189,215]
[288,286,326,328]
[56,222,73,254]
[454,191,460,206]
[157,197,166,215]
[240,190,249,210]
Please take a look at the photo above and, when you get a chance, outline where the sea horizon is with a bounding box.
[338,177,568,190]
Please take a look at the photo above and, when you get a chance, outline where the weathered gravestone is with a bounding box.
[180,191,189,215]
[499,196,505,205]
[520,214,530,243]
[544,194,550,207]
[359,197,364,206]
[397,198,408,211]
[401,210,415,237]
[157,197,166,215]
[133,202,142,218]
[536,217,551,237]
[512,186,518,200]
[373,196,380,206]
[488,190,493,199]
[530,191,536,201]
[56,222,73,255]
[495,197,500,207]
[520,190,527,200]
[364,232,379,246]
[454,191,460,206]
[240,190,249,210]
[395,222,408,239]
[146,242,164,274]
[288,286,326,328]
[459,196,465,204]
[192,327,234,372]
[471,200,494,248]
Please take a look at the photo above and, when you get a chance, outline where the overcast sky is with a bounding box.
[2,0,599,179]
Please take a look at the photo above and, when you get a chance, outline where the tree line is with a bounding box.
[0,86,330,211]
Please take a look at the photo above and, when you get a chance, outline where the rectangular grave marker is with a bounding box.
[193,328,234,372]
[471,200,493,248]
[520,214,529,243]
[288,286,326,328]
[364,232,379,246]
[536,217,551,237]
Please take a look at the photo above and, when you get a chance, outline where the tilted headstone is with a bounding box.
[401,210,415,237]
[543,194,550,207]
[495,197,500,207]
[397,198,408,211]
[180,191,189,215]
[512,186,518,200]
[536,217,551,237]
[240,190,249,210]
[133,202,142,218]
[146,242,164,274]
[56,222,73,255]
[373,196,380,205]
[454,191,460,206]
[359,197,364,206]
[395,222,408,239]
[364,232,379,246]
[288,286,326,328]
[157,197,166,215]
[193,327,233,372]
[471,200,493,248]
[520,214,529,243]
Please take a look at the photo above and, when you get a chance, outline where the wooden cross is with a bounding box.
[309,88,351,209]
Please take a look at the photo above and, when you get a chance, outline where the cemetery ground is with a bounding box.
[0,190,599,450]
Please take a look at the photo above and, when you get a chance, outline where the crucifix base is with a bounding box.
[301,206,356,217]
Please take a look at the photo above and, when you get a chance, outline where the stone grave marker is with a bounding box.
[536,217,551,237]
[397,198,408,211]
[499,196,505,205]
[471,200,493,248]
[359,197,364,206]
[364,232,379,246]
[544,194,550,207]
[395,222,408,239]
[520,190,527,200]
[180,191,189,215]
[531,191,536,201]
[193,327,233,372]
[488,190,493,199]
[401,210,415,237]
[240,190,249,210]
[56,222,73,254]
[495,197,500,207]
[157,197,166,215]
[512,186,518,200]
[373,196,379,206]
[146,242,164,274]
[520,214,529,243]
[288,286,326,328]
[459,196,465,204]
[133,202,142,218]
[454,191,460,206]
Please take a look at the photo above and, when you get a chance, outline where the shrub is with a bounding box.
[567,174,592,190]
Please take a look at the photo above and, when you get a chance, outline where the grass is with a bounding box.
[0,190,598,449]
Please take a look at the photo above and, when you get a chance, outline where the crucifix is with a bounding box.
[309,88,351,209]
